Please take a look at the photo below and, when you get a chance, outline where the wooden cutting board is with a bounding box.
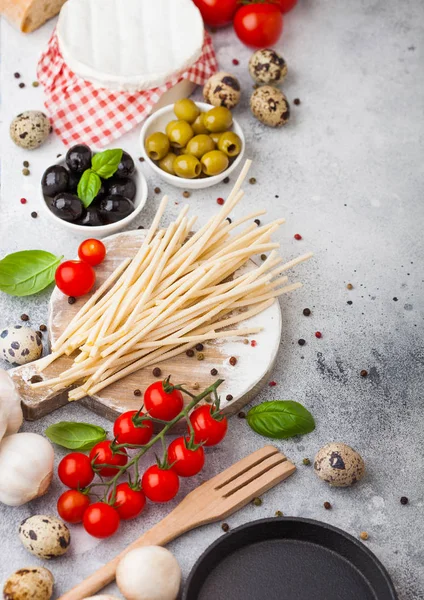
[11,230,282,429]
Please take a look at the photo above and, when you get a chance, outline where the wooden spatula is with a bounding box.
[59,445,295,600]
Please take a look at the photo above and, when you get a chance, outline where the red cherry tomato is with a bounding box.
[57,489,90,523]
[89,440,128,477]
[113,410,153,446]
[233,4,283,48]
[109,483,146,520]
[144,381,184,422]
[275,0,298,13]
[189,405,228,447]
[141,465,179,503]
[193,0,238,27]
[167,436,205,477]
[55,260,96,297]
[78,239,106,266]
[58,452,94,489]
[83,502,120,538]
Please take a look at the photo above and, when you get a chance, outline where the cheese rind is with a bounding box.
[57,0,204,92]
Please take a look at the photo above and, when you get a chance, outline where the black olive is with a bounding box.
[115,151,135,178]
[51,193,84,222]
[78,206,104,227]
[98,195,134,224]
[94,181,107,202]
[66,144,92,173]
[67,170,80,193]
[108,177,136,200]
[42,165,69,197]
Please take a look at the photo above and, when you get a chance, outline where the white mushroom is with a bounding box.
[0,369,23,442]
[116,546,181,600]
[314,442,365,487]
[3,566,54,600]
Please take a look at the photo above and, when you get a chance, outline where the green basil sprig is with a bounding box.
[77,148,123,208]
[247,400,315,439]
[0,250,63,297]
[45,421,107,451]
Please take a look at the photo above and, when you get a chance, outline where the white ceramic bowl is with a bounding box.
[139,102,245,189]
[40,150,148,237]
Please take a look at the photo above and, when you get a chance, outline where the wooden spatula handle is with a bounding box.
[58,511,191,600]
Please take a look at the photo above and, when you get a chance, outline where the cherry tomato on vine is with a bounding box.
[57,489,90,523]
[78,238,106,266]
[189,405,228,447]
[113,410,153,446]
[109,483,146,520]
[83,502,120,538]
[58,452,94,489]
[89,440,128,477]
[167,436,205,477]
[233,4,283,48]
[142,465,179,503]
[275,0,298,13]
[55,260,96,297]
[192,0,238,27]
[144,380,184,422]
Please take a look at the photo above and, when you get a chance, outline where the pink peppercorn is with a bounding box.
[251,340,257,347]
[232,58,239,65]
[294,233,302,240]
[269,381,277,387]
[217,197,225,205]
[20,198,27,204]
[315,331,322,338]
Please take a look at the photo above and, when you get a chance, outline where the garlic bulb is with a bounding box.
[0,433,54,506]
[0,369,23,441]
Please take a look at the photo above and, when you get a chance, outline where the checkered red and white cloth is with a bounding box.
[37,30,218,147]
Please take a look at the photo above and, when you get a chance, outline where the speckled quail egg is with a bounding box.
[3,567,54,600]
[248,49,288,85]
[19,515,71,559]
[314,442,365,487]
[250,86,290,127]
[0,326,42,365]
[203,72,241,110]
[10,111,51,150]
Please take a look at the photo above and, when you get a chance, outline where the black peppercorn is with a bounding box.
[221,523,230,532]
[39,324,47,332]
[14,72,20,79]
[31,211,38,218]
[154,187,161,194]
[249,177,256,185]
[298,339,306,346]
[229,356,237,366]
[303,308,311,316]
[400,496,409,505]
[254,219,261,226]
[260,254,267,261]
[20,314,29,321]
[186,349,195,357]
[68,296,76,305]
[226,394,234,401]
[293,98,301,105]
[226,217,232,224]
[324,502,332,510]
[138,156,145,162]
[195,343,204,351]
[360,369,368,378]
[210,368,218,376]
[23,160,29,168]
[223,177,230,184]
[152,367,162,377]
[29,375,43,384]
[133,389,142,397]
[238,411,246,418]
[19,82,25,88]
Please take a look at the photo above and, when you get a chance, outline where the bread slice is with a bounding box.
[0,0,67,33]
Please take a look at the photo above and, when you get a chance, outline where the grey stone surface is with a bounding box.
[0,0,423,598]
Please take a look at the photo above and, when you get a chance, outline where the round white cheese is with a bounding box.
[57,0,204,92]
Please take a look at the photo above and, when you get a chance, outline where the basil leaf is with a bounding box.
[0,250,63,297]
[91,149,123,179]
[247,401,315,439]
[45,421,107,450]
[77,169,102,208]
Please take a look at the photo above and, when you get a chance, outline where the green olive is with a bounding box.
[203,107,233,133]
[174,154,202,178]
[217,131,242,157]
[209,132,222,145]
[174,98,200,123]
[201,150,229,176]
[166,120,194,149]
[145,132,170,161]
[185,134,216,159]
[158,152,177,175]
[192,113,209,135]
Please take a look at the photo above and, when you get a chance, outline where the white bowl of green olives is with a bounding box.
[40,145,148,237]
[140,100,245,189]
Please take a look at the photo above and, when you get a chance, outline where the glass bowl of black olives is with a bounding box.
[40,144,148,236]
[139,100,245,190]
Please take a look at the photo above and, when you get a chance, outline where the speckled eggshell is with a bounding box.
[314,442,365,487]
[203,72,241,109]
[0,326,42,365]
[248,49,288,85]
[3,567,54,600]
[19,515,71,559]
[250,86,290,128]
[10,111,51,150]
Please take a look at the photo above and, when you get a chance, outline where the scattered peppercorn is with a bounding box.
[183,191,190,198]
[223,394,232,402]
[138,157,145,162]
[298,339,306,346]
[294,233,302,240]
[226,217,232,224]
[232,59,239,65]
[29,375,43,384]
[260,254,267,261]
[221,523,230,532]
[324,502,332,510]
[32,81,39,87]
[269,381,277,387]
[192,382,200,390]
[254,219,261,226]
[393,297,398,302]
[253,497,263,506]
[249,177,256,185]
[68,296,76,305]
[223,177,230,184]
[22,168,30,176]
[56,153,62,158]
[133,389,142,397]
[238,411,245,418]
[20,198,27,204]
[243,338,249,345]
[19,82,25,88]
[20,314,29,322]
[229,356,237,366]
[360,370,368,378]
[347,283,353,290]
[186,349,195,357]
[217,197,224,205]
[303,308,311,316]
[302,458,311,466]
[293,98,301,105]
[347,300,353,305]
[137,225,145,229]
[39,324,47,332]
[197,352,205,361]
[195,343,204,351]
[152,367,162,377]
[31,211,38,218]
[275,510,284,517]
[23,160,29,168]
[210,368,218,376]
[400,496,409,505]
[251,340,257,347]
[14,72,20,78]
[360,532,369,541]
[315,331,322,338]
[154,187,161,194]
